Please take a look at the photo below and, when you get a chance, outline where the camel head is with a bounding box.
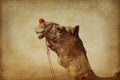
[35,21,80,53]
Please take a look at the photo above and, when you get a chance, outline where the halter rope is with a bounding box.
[43,23,56,80]
[39,18,56,80]
[45,39,56,80]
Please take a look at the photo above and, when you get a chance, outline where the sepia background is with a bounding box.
[0,0,120,80]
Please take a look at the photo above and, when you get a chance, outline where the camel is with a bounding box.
[35,20,120,80]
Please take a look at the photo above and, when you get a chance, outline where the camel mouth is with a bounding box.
[35,24,46,39]
[35,31,45,39]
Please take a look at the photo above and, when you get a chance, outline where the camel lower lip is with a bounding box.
[38,33,44,39]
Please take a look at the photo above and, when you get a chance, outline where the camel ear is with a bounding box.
[72,25,79,36]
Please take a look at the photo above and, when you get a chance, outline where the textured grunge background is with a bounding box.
[0,0,120,80]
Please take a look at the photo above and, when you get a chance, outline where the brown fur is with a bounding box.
[35,22,120,80]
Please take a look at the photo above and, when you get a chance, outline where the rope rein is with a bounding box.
[45,36,56,80]
[38,19,56,80]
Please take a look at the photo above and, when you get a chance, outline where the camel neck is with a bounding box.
[66,38,93,80]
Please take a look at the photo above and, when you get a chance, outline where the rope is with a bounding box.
[43,22,56,80]
[45,39,57,80]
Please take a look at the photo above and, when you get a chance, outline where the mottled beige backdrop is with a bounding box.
[0,0,120,80]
